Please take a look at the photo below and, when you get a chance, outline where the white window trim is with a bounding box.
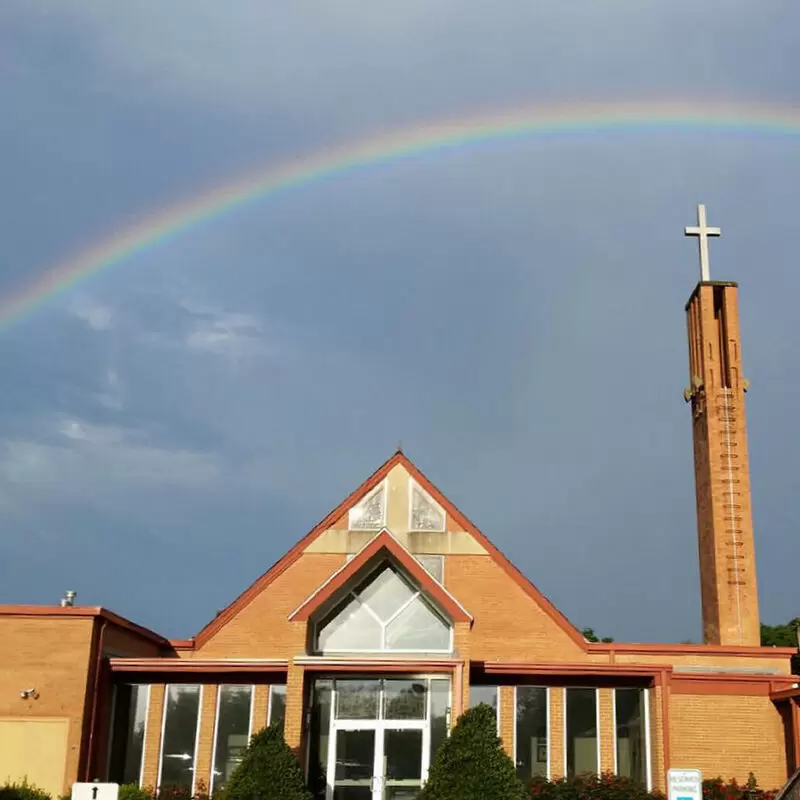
[408,478,446,532]
[157,684,203,794]
[563,687,600,778]
[512,686,550,781]
[348,480,388,531]
[612,688,652,790]
[209,685,255,795]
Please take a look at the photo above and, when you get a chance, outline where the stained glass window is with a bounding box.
[410,482,445,531]
[315,564,451,653]
[349,483,386,530]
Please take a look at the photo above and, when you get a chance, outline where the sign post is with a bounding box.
[72,784,119,800]
[668,769,702,800]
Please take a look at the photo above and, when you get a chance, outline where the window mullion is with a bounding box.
[384,591,420,626]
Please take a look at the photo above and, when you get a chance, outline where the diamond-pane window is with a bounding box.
[410,482,445,532]
[314,563,451,653]
[349,483,386,530]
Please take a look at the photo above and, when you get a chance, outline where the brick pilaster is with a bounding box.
[193,684,218,794]
[141,684,165,790]
[549,687,565,779]
[599,688,615,774]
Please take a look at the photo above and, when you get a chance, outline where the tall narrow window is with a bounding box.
[429,678,451,765]
[159,685,202,790]
[211,685,253,793]
[349,482,386,530]
[108,684,149,785]
[307,680,332,791]
[516,686,548,780]
[410,481,445,532]
[469,685,499,732]
[566,688,598,777]
[615,689,649,786]
[268,685,287,733]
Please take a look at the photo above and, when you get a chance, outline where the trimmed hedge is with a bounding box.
[225,724,312,800]
[420,703,527,800]
[526,774,781,800]
[529,773,664,800]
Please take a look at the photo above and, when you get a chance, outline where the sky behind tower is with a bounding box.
[1,0,799,641]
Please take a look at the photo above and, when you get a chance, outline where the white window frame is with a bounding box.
[209,685,255,795]
[408,478,446,532]
[314,569,453,655]
[563,687,600,778]
[138,685,151,787]
[349,480,388,531]
[157,684,203,794]
[612,687,652,791]
[512,685,550,781]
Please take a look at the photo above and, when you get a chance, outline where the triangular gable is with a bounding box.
[191,450,585,650]
[288,528,471,623]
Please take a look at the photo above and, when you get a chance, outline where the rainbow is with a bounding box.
[4,100,800,329]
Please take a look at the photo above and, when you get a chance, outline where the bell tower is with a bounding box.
[684,205,761,646]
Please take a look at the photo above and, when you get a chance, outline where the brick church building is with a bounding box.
[2,234,799,798]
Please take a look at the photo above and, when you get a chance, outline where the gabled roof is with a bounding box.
[191,450,586,649]
[288,528,472,623]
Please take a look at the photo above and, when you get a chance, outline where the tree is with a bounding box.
[581,627,614,644]
[419,703,527,800]
[761,618,800,675]
[225,725,312,800]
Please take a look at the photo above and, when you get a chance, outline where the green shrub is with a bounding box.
[702,775,779,800]
[118,785,154,800]
[225,724,312,800]
[0,781,52,800]
[419,703,527,800]
[528,773,664,800]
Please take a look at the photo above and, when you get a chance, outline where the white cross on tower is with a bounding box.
[684,203,721,282]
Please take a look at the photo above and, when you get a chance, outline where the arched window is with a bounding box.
[315,564,451,653]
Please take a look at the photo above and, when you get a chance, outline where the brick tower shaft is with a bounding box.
[685,281,760,646]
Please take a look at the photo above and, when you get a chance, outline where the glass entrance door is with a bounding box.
[332,727,376,799]
[330,722,425,800]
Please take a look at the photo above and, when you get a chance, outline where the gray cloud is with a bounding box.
[0,0,798,641]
